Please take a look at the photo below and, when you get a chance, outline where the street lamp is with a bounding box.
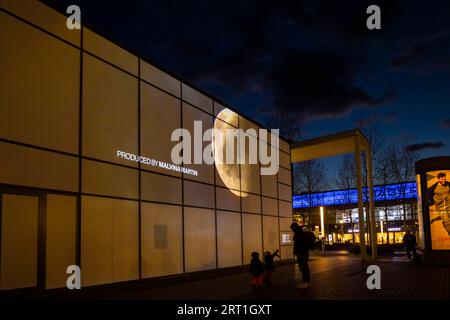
[320,206,325,239]
[320,206,326,256]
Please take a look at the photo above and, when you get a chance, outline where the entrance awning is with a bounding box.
[290,129,377,259]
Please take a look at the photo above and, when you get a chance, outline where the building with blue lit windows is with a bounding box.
[293,182,418,245]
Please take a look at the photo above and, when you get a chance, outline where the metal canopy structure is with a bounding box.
[291,129,377,259]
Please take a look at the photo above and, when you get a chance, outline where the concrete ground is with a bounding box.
[35,251,449,300]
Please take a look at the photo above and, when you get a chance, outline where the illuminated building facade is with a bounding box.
[293,182,419,245]
[0,1,293,291]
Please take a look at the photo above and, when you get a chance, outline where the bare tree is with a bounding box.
[386,140,420,228]
[377,147,396,244]
[356,118,387,245]
[334,156,357,242]
[294,160,329,225]
[266,107,301,141]
[356,118,387,184]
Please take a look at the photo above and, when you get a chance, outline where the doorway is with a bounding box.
[0,186,77,291]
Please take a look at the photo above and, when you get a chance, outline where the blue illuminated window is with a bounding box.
[293,182,417,209]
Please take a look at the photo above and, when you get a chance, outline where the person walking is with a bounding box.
[403,231,418,261]
[290,222,311,289]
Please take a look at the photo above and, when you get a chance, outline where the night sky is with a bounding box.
[43,0,450,165]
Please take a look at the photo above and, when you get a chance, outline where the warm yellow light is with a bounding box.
[320,206,325,239]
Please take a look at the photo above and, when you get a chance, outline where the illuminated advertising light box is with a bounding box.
[415,156,450,264]
[425,170,450,250]
[280,232,293,245]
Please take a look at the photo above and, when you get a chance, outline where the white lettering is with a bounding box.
[116,150,198,176]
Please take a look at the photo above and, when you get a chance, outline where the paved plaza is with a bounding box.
[25,251,449,300]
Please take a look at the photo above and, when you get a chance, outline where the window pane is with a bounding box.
[217,211,242,268]
[82,160,138,199]
[184,207,216,272]
[46,194,77,289]
[1,194,38,290]
[242,214,262,262]
[82,54,138,165]
[141,203,183,278]
[141,171,182,205]
[0,142,78,192]
[0,12,79,153]
[140,82,181,177]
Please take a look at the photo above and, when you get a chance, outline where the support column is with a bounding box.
[355,136,366,259]
[367,148,377,258]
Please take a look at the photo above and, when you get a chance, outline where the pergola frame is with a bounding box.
[291,129,377,259]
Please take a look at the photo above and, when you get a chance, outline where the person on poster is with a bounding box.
[427,172,450,236]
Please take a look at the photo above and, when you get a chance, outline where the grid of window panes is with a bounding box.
[0,1,293,290]
[293,182,417,209]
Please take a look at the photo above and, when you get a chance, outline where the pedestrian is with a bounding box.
[249,252,264,289]
[290,222,311,288]
[402,231,418,261]
[263,249,280,285]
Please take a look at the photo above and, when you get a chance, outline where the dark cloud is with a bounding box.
[50,1,450,132]
[405,142,445,152]
[303,0,402,42]
[383,111,399,123]
[356,111,399,128]
[441,118,450,128]
[265,49,395,121]
[391,30,450,73]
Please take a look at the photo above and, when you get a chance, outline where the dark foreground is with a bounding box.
[11,251,446,301]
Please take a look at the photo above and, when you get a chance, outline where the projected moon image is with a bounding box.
[214,109,245,197]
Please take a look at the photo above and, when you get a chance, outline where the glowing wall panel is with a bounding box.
[140,60,181,97]
[0,142,78,192]
[262,197,278,216]
[217,211,242,268]
[184,207,216,272]
[45,194,77,289]
[81,196,139,286]
[140,81,181,177]
[242,214,262,262]
[0,11,79,153]
[82,159,138,199]
[82,53,138,166]
[141,203,183,278]
[141,171,182,205]
[0,194,38,290]
[263,216,280,255]
[216,187,241,212]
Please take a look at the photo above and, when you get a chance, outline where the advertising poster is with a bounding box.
[416,174,425,249]
[426,170,450,250]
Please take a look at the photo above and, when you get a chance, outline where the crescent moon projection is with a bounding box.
[214,108,246,197]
